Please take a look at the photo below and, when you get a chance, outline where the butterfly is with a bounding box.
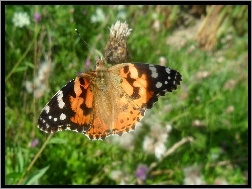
[38,58,181,140]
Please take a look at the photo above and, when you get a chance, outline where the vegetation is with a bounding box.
[5,5,248,185]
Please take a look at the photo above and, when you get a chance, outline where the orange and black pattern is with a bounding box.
[38,59,182,140]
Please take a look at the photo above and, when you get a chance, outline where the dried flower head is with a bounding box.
[104,20,132,65]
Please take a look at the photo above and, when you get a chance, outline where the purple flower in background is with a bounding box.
[34,12,41,23]
[135,165,149,181]
[30,138,39,148]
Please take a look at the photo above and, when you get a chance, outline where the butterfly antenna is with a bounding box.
[75,29,102,60]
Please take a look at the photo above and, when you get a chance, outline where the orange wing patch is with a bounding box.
[119,64,154,105]
[69,77,93,126]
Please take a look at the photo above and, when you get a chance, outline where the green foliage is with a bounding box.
[5,5,248,185]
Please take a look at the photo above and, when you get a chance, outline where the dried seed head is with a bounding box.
[104,20,132,65]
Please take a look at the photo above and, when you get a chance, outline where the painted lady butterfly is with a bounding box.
[38,58,182,140]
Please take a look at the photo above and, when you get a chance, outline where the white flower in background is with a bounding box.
[143,124,172,159]
[143,136,166,160]
[159,56,167,66]
[12,12,30,28]
[109,170,132,185]
[117,11,126,20]
[111,132,135,150]
[90,8,105,23]
[115,5,125,10]
[25,60,52,98]
[183,166,205,185]
[114,5,126,20]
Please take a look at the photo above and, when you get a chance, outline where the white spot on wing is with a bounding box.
[149,65,158,78]
[44,105,50,114]
[66,125,71,130]
[58,101,65,109]
[57,90,65,109]
[60,113,66,120]
[156,82,162,88]
[166,68,171,74]
[54,118,57,121]
[49,116,52,119]
[57,90,63,99]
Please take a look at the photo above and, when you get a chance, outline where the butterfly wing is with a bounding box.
[112,63,182,109]
[37,74,95,134]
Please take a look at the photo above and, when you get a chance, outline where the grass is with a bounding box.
[4,5,248,185]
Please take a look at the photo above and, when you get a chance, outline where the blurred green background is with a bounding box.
[5,5,248,185]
